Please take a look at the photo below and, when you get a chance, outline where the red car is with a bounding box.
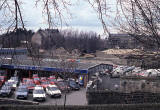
[33,76,40,85]
[40,77,47,81]
[0,76,6,84]
[48,76,57,85]
[41,81,50,89]
[26,82,35,93]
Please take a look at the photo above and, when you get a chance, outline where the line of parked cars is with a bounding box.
[0,74,81,102]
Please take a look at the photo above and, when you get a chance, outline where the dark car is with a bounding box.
[68,80,80,90]
[16,85,29,99]
[26,83,35,93]
[56,81,70,92]
[0,85,12,97]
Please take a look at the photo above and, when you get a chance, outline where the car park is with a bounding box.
[46,85,61,98]
[0,85,12,97]
[33,87,46,101]
[68,80,80,90]
[15,85,28,99]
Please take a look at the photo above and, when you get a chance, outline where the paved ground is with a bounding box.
[41,88,87,105]
[10,87,87,105]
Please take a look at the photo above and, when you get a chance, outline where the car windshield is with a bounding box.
[34,78,39,80]
[50,79,56,82]
[5,82,13,86]
[11,77,18,80]
[70,81,76,85]
[34,90,45,94]
[17,88,27,92]
[1,86,10,90]
[28,83,35,87]
[49,87,59,91]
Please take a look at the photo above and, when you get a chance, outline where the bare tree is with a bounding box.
[115,0,160,49]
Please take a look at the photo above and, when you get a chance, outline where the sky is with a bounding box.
[0,0,118,35]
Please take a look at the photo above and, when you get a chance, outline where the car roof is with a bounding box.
[35,86,43,90]
[18,85,27,88]
[48,84,57,87]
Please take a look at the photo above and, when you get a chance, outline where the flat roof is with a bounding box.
[0,58,99,74]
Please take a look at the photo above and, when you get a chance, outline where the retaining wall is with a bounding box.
[86,90,160,104]
[0,104,160,110]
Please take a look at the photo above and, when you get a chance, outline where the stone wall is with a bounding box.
[1,104,160,110]
[86,90,160,104]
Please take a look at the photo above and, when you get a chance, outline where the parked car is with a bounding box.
[56,81,70,92]
[15,85,28,99]
[0,81,3,87]
[33,88,46,101]
[0,76,6,85]
[40,77,47,82]
[10,76,19,84]
[68,80,80,90]
[5,81,17,90]
[34,85,43,90]
[26,83,35,93]
[0,85,12,97]
[48,78,57,85]
[48,76,55,79]
[22,78,33,84]
[33,77,40,85]
[7,79,18,89]
[46,85,61,98]
[41,81,50,89]
[48,76,57,85]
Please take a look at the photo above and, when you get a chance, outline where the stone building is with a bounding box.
[107,34,140,49]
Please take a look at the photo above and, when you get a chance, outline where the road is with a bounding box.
[41,88,87,105]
